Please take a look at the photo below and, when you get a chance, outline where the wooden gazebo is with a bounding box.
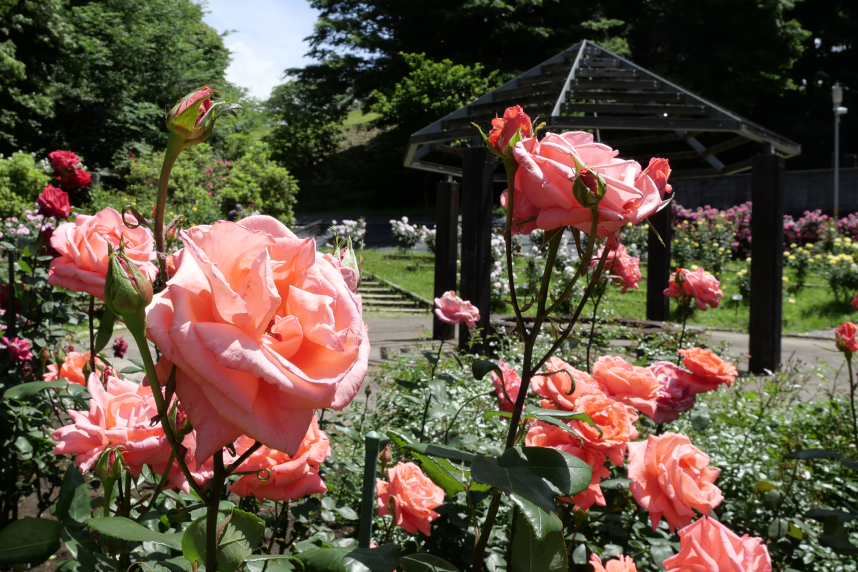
[407,40,801,373]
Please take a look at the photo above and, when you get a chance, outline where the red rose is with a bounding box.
[48,150,79,176]
[836,322,858,354]
[37,185,71,218]
[61,168,92,190]
[488,105,532,157]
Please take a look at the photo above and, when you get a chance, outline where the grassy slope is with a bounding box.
[361,249,436,301]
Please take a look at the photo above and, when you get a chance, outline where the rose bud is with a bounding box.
[104,241,153,319]
[95,447,125,482]
[165,86,243,146]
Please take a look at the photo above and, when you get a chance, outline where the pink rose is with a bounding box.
[51,373,171,476]
[642,157,673,196]
[434,290,479,330]
[663,267,723,311]
[43,351,104,386]
[37,185,71,219]
[2,337,33,362]
[663,517,771,572]
[48,208,157,299]
[591,355,660,419]
[593,244,641,293]
[488,105,532,156]
[677,347,737,392]
[376,462,444,536]
[590,554,639,572]
[628,433,723,531]
[228,417,331,502]
[647,361,698,424]
[836,321,858,354]
[490,359,523,412]
[530,357,600,411]
[146,216,369,462]
[508,132,670,246]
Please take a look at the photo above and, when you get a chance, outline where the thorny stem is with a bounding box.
[848,356,858,451]
[88,295,96,374]
[677,300,690,362]
[206,451,225,572]
[465,489,481,546]
[136,451,175,522]
[503,157,527,338]
[585,281,609,373]
[419,332,447,442]
[225,441,263,475]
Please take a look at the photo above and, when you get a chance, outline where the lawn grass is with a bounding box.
[363,250,855,334]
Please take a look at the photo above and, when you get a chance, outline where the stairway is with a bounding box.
[358,275,432,314]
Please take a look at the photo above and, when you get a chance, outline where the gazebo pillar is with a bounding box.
[749,150,785,373]
[459,147,496,353]
[646,206,672,322]
[433,180,460,340]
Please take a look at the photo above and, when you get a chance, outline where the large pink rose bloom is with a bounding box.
[434,290,480,329]
[51,373,170,475]
[593,244,641,293]
[146,216,369,462]
[48,208,157,299]
[591,355,660,419]
[628,433,723,532]
[663,517,771,572]
[377,462,445,536]
[664,267,723,311]
[508,132,671,246]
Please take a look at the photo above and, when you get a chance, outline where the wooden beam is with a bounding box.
[491,81,565,101]
[630,149,702,163]
[543,62,573,74]
[549,116,741,131]
[569,79,660,90]
[579,57,619,68]
[605,132,692,147]
[562,102,708,116]
[409,127,475,145]
[519,74,569,87]
[443,106,553,129]
[429,143,464,157]
[470,93,556,114]
[568,91,684,103]
[575,68,639,79]
[434,182,460,340]
[702,136,752,156]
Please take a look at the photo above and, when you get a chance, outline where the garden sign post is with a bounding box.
[749,147,785,373]
[646,204,672,322]
[433,180,460,340]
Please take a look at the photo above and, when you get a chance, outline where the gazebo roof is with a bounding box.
[404,40,800,180]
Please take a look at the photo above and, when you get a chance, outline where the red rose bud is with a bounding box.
[487,105,532,157]
[112,337,128,358]
[95,447,125,481]
[104,242,153,318]
[166,86,244,145]
[37,185,71,218]
[175,405,192,437]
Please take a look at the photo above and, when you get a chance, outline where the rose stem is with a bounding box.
[206,451,226,572]
[419,331,447,442]
[88,295,95,374]
[848,355,858,450]
[136,451,175,522]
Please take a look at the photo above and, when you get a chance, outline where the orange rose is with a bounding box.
[663,517,771,572]
[530,357,599,411]
[628,433,723,532]
[836,321,858,354]
[591,355,660,419]
[663,267,723,311]
[488,105,532,157]
[590,554,638,572]
[377,462,444,536]
[44,351,104,386]
[677,347,737,392]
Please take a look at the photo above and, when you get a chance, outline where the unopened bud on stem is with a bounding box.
[105,241,153,319]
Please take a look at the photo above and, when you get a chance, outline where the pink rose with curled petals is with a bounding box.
[48,208,157,299]
[592,244,641,293]
[677,347,737,392]
[590,554,639,572]
[663,267,723,311]
[647,361,698,424]
[642,157,672,196]
[434,291,479,330]
[489,359,523,413]
[507,132,671,246]
[2,337,33,362]
[50,373,171,476]
[145,216,369,463]
[664,517,771,572]
[628,433,723,532]
[376,462,444,536]
[591,355,660,419]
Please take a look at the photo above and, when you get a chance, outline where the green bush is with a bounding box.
[0,152,50,218]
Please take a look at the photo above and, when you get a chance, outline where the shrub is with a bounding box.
[0,152,51,218]
[389,216,425,251]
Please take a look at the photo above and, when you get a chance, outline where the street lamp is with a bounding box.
[833,82,848,221]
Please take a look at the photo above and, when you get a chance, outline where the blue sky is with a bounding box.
[201,0,319,100]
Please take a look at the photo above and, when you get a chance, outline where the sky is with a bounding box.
[201,0,319,100]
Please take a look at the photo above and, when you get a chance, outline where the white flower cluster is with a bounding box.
[389,217,426,251]
[422,225,437,254]
[328,218,366,245]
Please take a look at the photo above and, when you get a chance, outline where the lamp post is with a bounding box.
[833,82,849,221]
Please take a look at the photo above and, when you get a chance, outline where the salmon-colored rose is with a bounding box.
[488,105,532,157]
[642,157,672,196]
[228,417,330,502]
[44,351,104,386]
[593,244,641,293]
[591,356,660,419]
[628,433,723,531]
[48,208,157,299]
[508,132,670,245]
[677,348,737,392]
[663,267,723,311]
[663,516,771,572]
[146,216,369,462]
[526,422,609,510]
[490,359,523,412]
[377,462,444,536]
[434,291,480,330]
[51,373,171,475]
[530,357,599,411]
[648,361,698,424]
[590,554,638,572]
[836,321,858,354]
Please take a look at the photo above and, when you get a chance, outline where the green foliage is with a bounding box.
[671,215,735,278]
[85,516,182,550]
[182,509,265,572]
[0,517,63,563]
[0,152,51,218]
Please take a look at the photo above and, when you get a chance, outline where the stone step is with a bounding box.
[363,300,422,307]
[366,307,429,314]
[361,294,405,300]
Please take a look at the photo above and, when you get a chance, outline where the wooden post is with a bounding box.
[749,151,784,373]
[433,181,460,340]
[646,205,672,322]
[459,147,496,353]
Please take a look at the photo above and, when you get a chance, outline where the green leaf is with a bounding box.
[332,424,362,444]
[394,378,420,390]
[599,478,630,491]
[399,554,461,572]
[841,458,858,472]
[509,510,567,572]
[128,358,145,368]
[14,436,32,454]
[296,544,399,572]
[336,507,359,520]
[85,516,181,550]
[472,359,502,381]
[785,449,842,460]
[4,380,67,400]
[0,518,63,563]
[120,366,144,374]
[56,464,91,523]
[402,443,475,464]
[427,379,448,404]
[768,518,789,540]
[92,310,116,356]
[411,454,465,496]
[650,544,674,571]
[500,447,592,497]
[690,410,711,431]
[17,258,33,273]
[386,430,412,448]
[755,480,777,492]
[181,509,265,572]
[763,490,784,510]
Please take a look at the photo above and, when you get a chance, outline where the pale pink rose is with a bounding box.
[628,433,723,532]
[647,361,698,424]
[526,422,609,510]
[590,554,639,572]
[663,517,771,572]
[663,267,723,311]
[51,373,171,475]
[377,462,444,536]
[145,216,370,462]
[591,356,660,419]
[508,132,671,246]
[44,351,104,386]
[592,244,641,293]
[530,356,600,411]
[434,291,479,330]
[490,359,523,412]
[48,208,157,299]
[228,417,331,502]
